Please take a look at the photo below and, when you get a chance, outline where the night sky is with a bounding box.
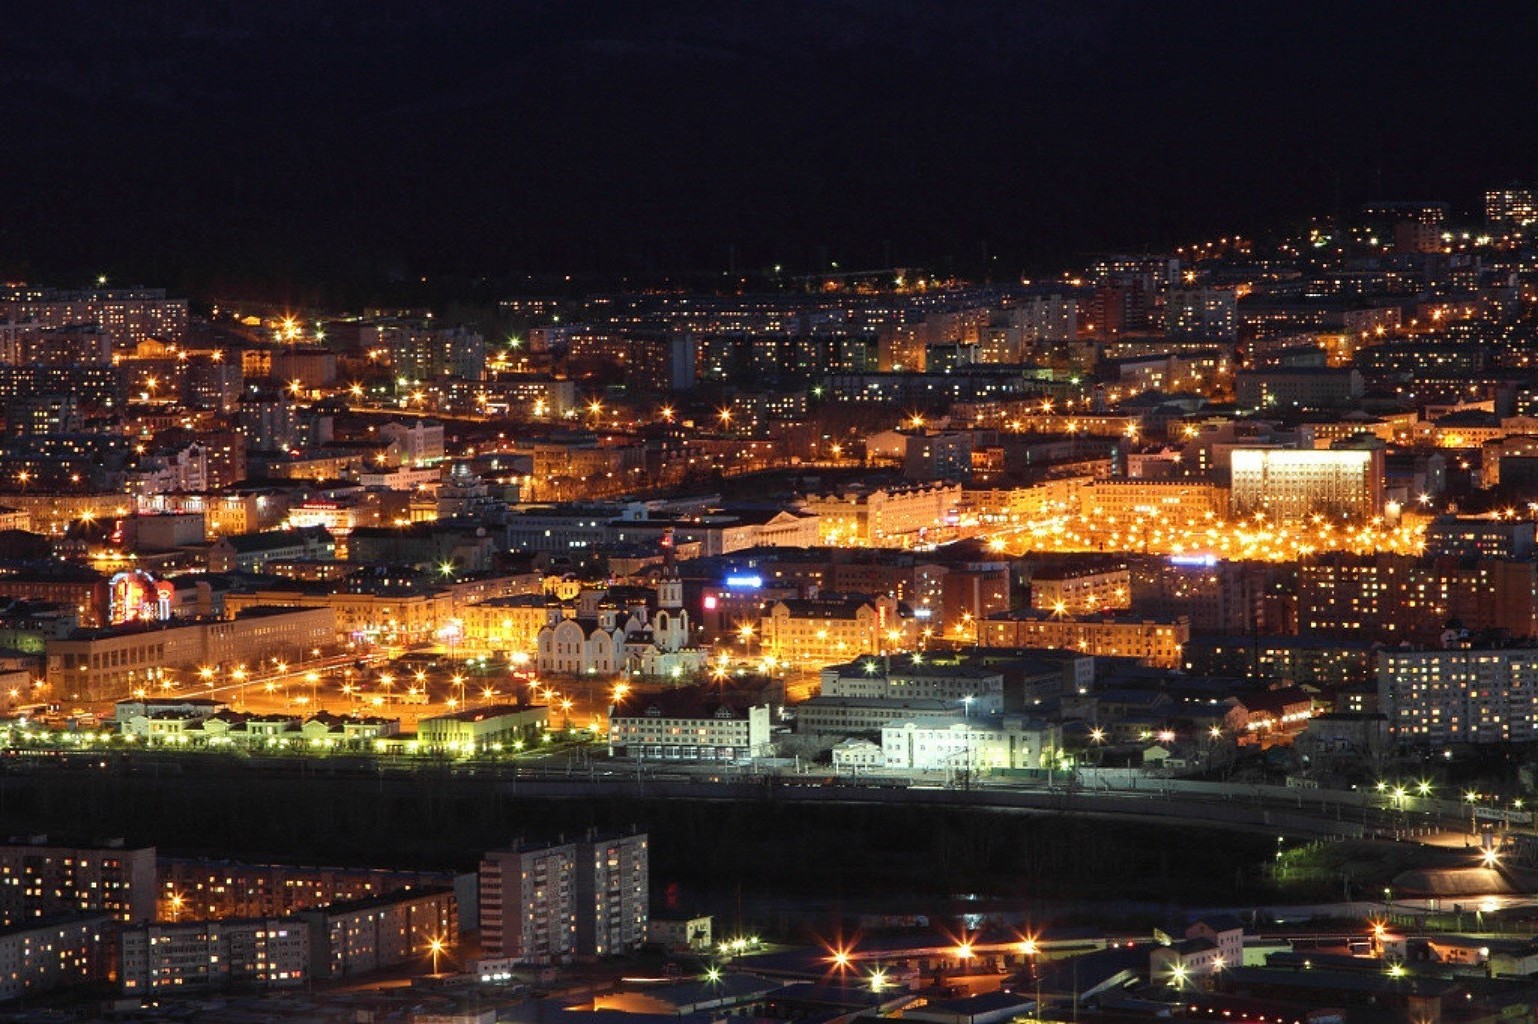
[2,1,1536,302]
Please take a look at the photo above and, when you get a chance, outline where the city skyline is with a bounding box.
[6,5,1538,1017]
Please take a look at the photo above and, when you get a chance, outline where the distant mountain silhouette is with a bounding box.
[1,1,1534,303]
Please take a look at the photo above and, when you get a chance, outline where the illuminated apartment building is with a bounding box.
[119,919,308,992]
[0,838,155,925]
[1379,647,1538,745]
[980,610,1189,668]
[479,830,647,964]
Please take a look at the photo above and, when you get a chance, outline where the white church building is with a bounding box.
[535,570,708,678]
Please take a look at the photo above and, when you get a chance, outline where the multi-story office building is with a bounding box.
[119,918,309,992]
[44,606,336,700]
[1229,447,1384,521]
[819,658,1004,704]
[1234,368,1364,411]
[1379,647,1538,745]
[795,696,964,736]
[0,839,155,925]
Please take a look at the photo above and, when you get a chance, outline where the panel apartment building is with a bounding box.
[479,830,648,964]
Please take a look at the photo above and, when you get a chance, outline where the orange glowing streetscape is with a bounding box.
[986,505,1426,563]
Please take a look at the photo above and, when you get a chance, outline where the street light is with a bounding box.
[428,936,446,975]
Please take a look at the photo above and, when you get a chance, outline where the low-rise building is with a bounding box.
[880,715,1062,773]
[607,686,771,761]
[417,705,548,754]
[795,696,963,737]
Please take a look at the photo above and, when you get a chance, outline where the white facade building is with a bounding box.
[536,572,705,677]
[881,716,1061,773]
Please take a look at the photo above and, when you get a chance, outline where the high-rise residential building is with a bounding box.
[183,357,243,412]
[478,841,576,964]
[368,320,485,381]
[1164,288,1236,341]
[5,393,81,437]
[1228,447,1384,521]
[156,859,471,923]
[0,838,156,925]
[1379,647,1538,745]
[1486,186,1538,227]
[479,830,649,964]
[238,391,299,452]
[1424,515,1535,560]
[1298,553,1538,640]
[1013,294,1077,347]
[0,287,188,348]
[1129,556,1273,635]
[575,831,649,959]
[0,366,126,409]
[24,325,113,365]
